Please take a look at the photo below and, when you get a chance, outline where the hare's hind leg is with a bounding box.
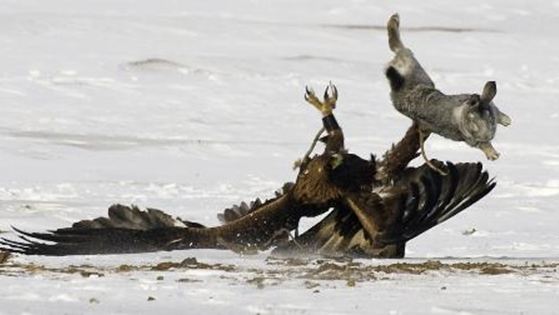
[387,13,404,52]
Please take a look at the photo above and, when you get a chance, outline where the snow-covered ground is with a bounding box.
[1,0,558,314]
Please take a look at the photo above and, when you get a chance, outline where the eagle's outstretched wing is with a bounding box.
[272,161,495,257]
[0,193,300,256]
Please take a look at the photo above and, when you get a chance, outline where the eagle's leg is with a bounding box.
[304,82,344,154]
[419,129,447,176]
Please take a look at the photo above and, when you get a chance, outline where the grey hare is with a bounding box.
[384,13,511,167]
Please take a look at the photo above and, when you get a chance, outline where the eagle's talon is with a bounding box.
[323,86,330,102]
[305,86,316,98]
[304,86,319,104]
[324,82,338,109]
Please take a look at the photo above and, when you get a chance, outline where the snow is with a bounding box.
[1,0,558,314]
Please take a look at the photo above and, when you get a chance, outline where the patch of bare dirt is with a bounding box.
[450,262,513,275]
[2,256,558,288]
[149,257,237,272]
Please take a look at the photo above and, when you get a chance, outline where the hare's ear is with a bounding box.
[481,81,497,103]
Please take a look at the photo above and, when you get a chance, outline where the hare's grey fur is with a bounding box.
[385,14,511,160]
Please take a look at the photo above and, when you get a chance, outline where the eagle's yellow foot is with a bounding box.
[305,82,338,116]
